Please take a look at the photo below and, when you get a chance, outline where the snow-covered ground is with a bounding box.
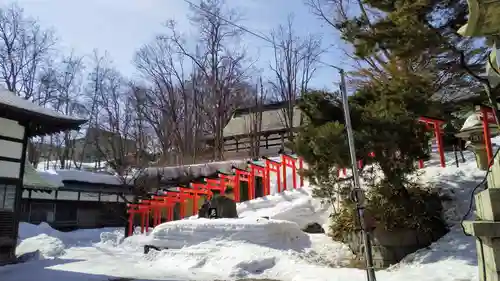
[0,148,488,281]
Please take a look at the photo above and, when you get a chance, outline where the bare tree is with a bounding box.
[134,36,200,165]
[85,54,136,176]
[268,15,322,138]
[26,54,86,169]
[0,3,56,99]
[168,0,253,160]
[247,78,266,159]
[49,54,86,169]
[134,0,254,163]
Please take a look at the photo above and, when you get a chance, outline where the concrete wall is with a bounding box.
[344,227,445,268]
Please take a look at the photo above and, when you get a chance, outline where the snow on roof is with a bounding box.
[457,112,500,139]
[24,163,63,190]
[223,105,302,137]
[36,170,64,187]
[0,87,84,122]
[35,168,124,187]
[145,159,248,179]
[460,112,482,131]
[0,87,87,136]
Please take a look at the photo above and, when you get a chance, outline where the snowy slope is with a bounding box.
[0,149,489,281]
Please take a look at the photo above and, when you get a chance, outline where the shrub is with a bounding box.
[330,181,448,241]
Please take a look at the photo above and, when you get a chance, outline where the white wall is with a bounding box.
[0,117,25,140]
[0,161,20,178]
[0,117,24,179]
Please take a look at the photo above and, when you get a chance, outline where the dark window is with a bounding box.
[29,202,55,223]
[77,207,99,227]
[55,202,77,222]
[20,201,30,221]
[99,203,125,224]
[0,184,16,211]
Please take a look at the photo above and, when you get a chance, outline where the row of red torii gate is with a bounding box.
[126,111,498,237]
[126,154,305,236]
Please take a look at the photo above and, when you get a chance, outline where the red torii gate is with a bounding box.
[151,195,178,221]
[127,203,150,236]
[477,105,497,165]
[419,116,446,168]
[158,192,192,219]
[298,157,304,187]
[218,172,240,201]
[263,157,282,194]
[231,167,253,201]
[205,177,226,195]
[281,154,297,190]
[181,185,213,215]
[248,161,267,196]
[140,199,176,227]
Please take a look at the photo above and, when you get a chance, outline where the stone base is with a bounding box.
[462,221,500,237]
[463,220,500,281]
[474,146,489,171]
[344,227,445,268]
[475,189,500,221]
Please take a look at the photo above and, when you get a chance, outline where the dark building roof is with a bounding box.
[208,100,303,140]
[232,100,299,116]
[0,88,87,136]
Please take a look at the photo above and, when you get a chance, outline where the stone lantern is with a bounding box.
[456,111,500,170]
[457,2,500,281]
[457,0,500,38]
[458,0,500,86]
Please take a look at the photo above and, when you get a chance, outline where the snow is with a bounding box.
[237,188,331,230]
[148,217,310,250]
[36,160,115,173]
[0,86,85,122]
[461,112,482,131]
[144,159,248,180]
[16,234,67,259]
[35,168,124,187]
[31,155,300,189]
[1,146,492,281]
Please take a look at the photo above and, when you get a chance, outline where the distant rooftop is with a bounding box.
[222,100,303,138]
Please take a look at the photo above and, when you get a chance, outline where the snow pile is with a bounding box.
[148,217,311,251]
[237,187,331,229]
[294,233,354,267]
[420,152,485,224]
[18,222,123,249]
[401,226,476,266]
[145,237,354,279]
[3,147,493,281]
[16,234,66,259]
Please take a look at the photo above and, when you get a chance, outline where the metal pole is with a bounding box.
[339,69,377,281]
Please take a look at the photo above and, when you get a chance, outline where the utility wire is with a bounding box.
[182,0,343,71]
[183,2,377,281]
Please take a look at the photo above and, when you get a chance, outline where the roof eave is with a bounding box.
[0,105,87,136]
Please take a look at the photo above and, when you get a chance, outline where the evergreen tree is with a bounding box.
[295,66,447,240]
[308,0,487,105]
[297,0,485,242]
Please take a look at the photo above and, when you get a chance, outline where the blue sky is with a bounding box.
[7,0,349,90]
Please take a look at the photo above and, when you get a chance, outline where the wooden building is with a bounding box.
[20,166,135,231]
[0,87,86,265]
[207,101,304,160]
